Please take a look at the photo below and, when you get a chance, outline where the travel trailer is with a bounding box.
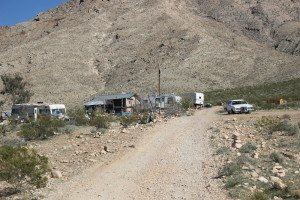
[11,103,68,120]
[180,92,204,107]
[142,94,182,110]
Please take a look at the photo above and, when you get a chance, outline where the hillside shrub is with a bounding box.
[247,191,268,200]
[218,163,242,177]
[216,146,230,155]
[269,152,284,163]
[118,115,139,128]
[180,97,194,111]
[239,142,257,153]
[89,115,110,129]
[0,74,33,104]
[18,117,65,140]
[0,146,49,192]
[68,107,89,126]
[225,175,244,189]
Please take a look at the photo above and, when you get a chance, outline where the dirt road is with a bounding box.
[45,107,226,200]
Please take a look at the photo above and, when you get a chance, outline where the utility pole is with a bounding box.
[158,68,161,114]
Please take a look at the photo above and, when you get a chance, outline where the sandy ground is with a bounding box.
[43,107,227,200]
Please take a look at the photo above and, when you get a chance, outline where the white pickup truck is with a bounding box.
[224,99,254,114]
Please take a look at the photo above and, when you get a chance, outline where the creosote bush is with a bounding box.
[239,142,257,153]
[89,114,111,129]
[18,117,65,140]
[118,115,139,128]
[218,163,242,177]
[247,191,268,200]
[0,145,49,192]
[180,97,194,111]
[0,73,33,104]
[269,152,284,163]
[68,107,89,126]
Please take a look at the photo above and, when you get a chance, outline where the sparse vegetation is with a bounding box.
[247,191,268,200]
[89,114,111,129]
[18,117,65,140]
[180,97,194,111]
[68,107,89,126]
[118,115,139,128]
[216,146,230,155]
[218,163,242,177]
[0,73,33,104]
[0,146,49,193]
[269,152,284,163]
[205,78,300,109]
[239,142,257,153]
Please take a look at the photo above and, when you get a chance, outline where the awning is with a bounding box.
[83,100,105,106]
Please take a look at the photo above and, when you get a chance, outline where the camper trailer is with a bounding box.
[11,103,68,120]
[180,92,204,107]
[142,94,182,110]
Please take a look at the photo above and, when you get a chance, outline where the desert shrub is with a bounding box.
[225,175,244,189]
[273,121,299,136]
[118,115,139,128]
[0,124,9,136]
[236,154,257,165]
[256,116,281,133]
[282,114,291,120]
[216,146,230,155]
[218,163,242,177]
[247,191,268,200]
[68,107,89,126]
[18,117,65,140]
[0,145,49,192]
[256,116,299,136]
[0,74,33,104]
[89,115,110,129]
[137,110,151,124]
[180,97,194,111]
[58,125,76,134]
[239,142,257,153]
[269,152,284,163]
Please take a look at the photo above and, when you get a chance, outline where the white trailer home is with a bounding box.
[11,103,68,120]
[142,94,182,110]
[180,92,204,107]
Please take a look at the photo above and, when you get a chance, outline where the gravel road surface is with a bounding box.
[45,107,227,200]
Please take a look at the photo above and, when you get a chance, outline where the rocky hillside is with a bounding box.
[0,0,299,108]
[195,0,300,56]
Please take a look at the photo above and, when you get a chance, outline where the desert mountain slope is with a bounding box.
[194,0,300,55]
[0,0,299,108]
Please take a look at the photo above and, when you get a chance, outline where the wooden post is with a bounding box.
[159,68,162,114]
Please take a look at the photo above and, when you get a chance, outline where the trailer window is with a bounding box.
[52,109,65,114]
[39,109,50,114]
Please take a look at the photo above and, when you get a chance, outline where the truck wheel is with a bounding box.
[230,109,234,114]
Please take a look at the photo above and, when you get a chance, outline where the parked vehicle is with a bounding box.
[11,103,69,120]
[141,94,182,110]
[224,99,254,114]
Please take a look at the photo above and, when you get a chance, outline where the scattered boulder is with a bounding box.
[51,170,62,178]
[258,176,268,183]
[270,176,287,190]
